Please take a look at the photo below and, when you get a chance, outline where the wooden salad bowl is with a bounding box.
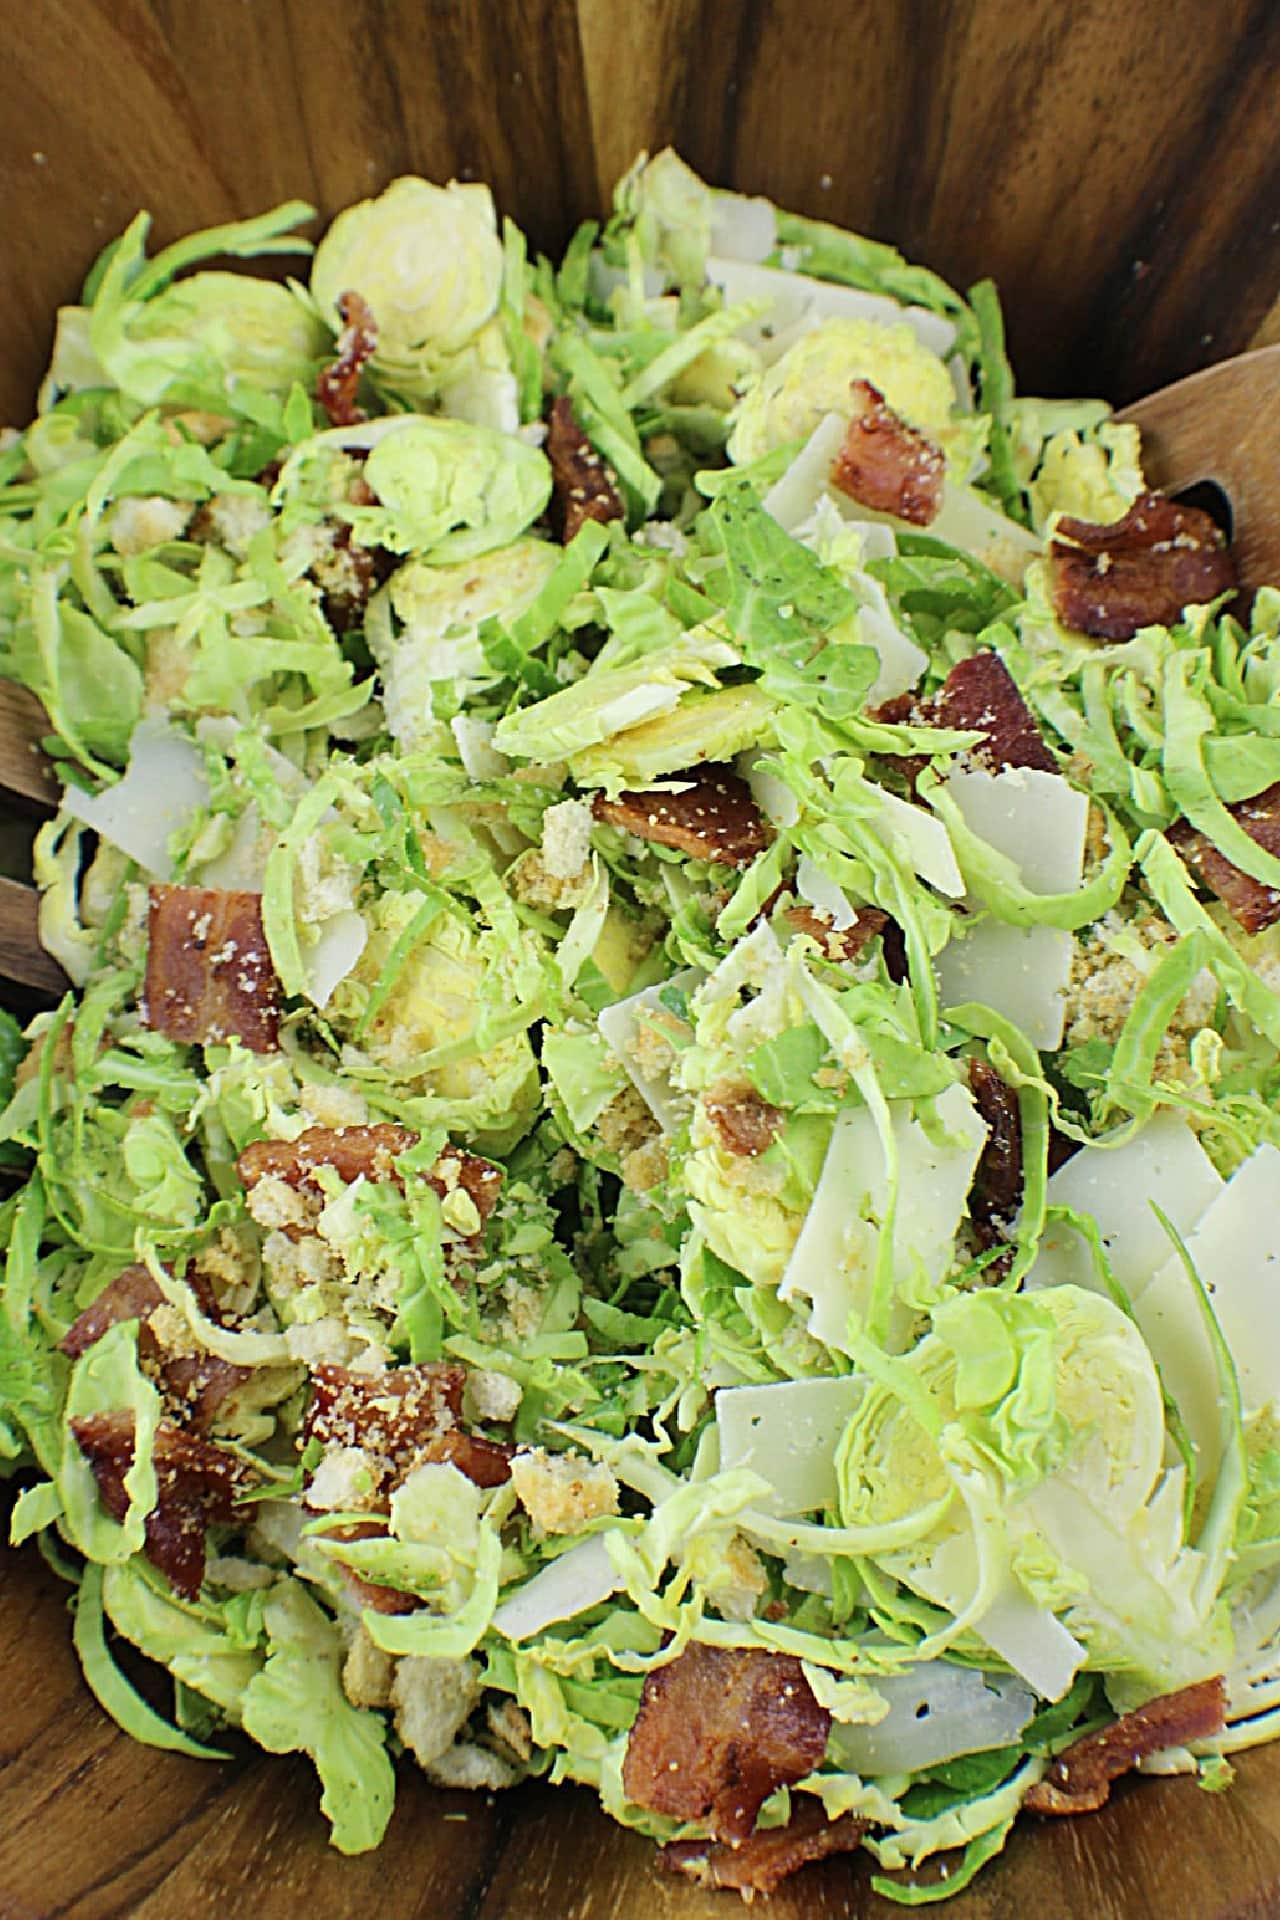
[3,5,1280,1915]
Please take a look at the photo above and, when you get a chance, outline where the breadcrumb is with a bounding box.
[509,1448,620,1536]
[464,1368,523,1424]
[540,798,594,880]
[305,1444,378,1511]
[427,1742,518,1791]
[621,1138,669,1193]
[596,1085,657,1158]
[342,1623,395,1709]
[110,494,192,556]
[392,1655,480,1769]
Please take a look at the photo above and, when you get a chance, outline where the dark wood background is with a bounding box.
[0,0,1278,420]
[3,2,1280,1912]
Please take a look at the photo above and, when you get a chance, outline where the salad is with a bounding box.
[1,147,1279,1903]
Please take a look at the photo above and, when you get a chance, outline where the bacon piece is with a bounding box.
[869,654,1054,790]
[145,886,280,1054]
[967,1058,1023,1245]
[1168,782,1280,933]
[622,1643,831,1842]
[317,289,378,428]
[660,1802,869,1896]
[71,1411,257,1599]
[423,1427,513,1487]
[60,1266,168,1360]
[929,652,1057,774]
[60,1266,251,1435]
[1025,1675,1227,1815]
[237,1126,502,1232]
[546,396,624,542]
[829,378,944,526]
[239,1123,417,1192]
[305,1361,463,1475]
[303,1364,510,1500]
[785,903,888,963]
[593,766,771,868]
[1049,493,1236,642]
[703,1083,785,1158]
[316,527,390,634]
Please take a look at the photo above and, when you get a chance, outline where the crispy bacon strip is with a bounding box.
[829,378,944,526]
[1049,493,1236,641]
[785,904,888,963]
[967,1058,1023,1245]
[60,1265,250,1434]
[423,1427,514,1488]
[929,652,1057,774]
[1168,782,1280,933]
[870,654,1054,790]
[305,1361,464,1469]
[1025,1676,1227,1815]
[660,1802,869,1896]
[239,1123,417,1191]
[622,1643,831,1842]
[317,290,378,428]
[304,1364,512,1501]
[238,1127,503,1234]
[593,765,771,868]
[145,887,280,1054]
[72,1411,257,1599]
[60,1265,169,1359]
[546,395,625,542]
[703,1083,785,1158]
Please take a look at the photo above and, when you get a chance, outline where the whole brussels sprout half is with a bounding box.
[311,176,504,387]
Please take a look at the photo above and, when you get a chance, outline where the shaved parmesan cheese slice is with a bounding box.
[869,789,965,897]
[438,360,519,436]
[1137,1146,1280,1482]
[796,855,856,931]
[942,768,1088,897]
[909,1537,1084,1700]
[855,587,930,705]
[451,714,509,782]
[932,769,1087,1044]
[741,751,799,829]
[716,1376,865,1515]
[974,1578,1086,1702]
[63,718,209,881]
[1027,1113,1224,1300]
[761,412,849,533]
[302,909,368,1011]
[709,193,777,264]
[196,803,271,891]
[828,1663,1035,1777]
[595,683,684,737]
[780,1082,988,1354]
[597,969,701,1132]
[706,256,956,361]
[935,921,1075,1051]
[491,1534,621,1641]
[929,481,1041,582]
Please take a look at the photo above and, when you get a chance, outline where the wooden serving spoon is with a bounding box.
[1114,341,1280,587]
[0,344,1275,997]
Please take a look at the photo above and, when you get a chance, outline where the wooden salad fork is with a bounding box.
[0,345,1276,997]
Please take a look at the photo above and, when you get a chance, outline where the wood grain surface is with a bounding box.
[0,0,1278,421]
[3,4,1280,1916]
